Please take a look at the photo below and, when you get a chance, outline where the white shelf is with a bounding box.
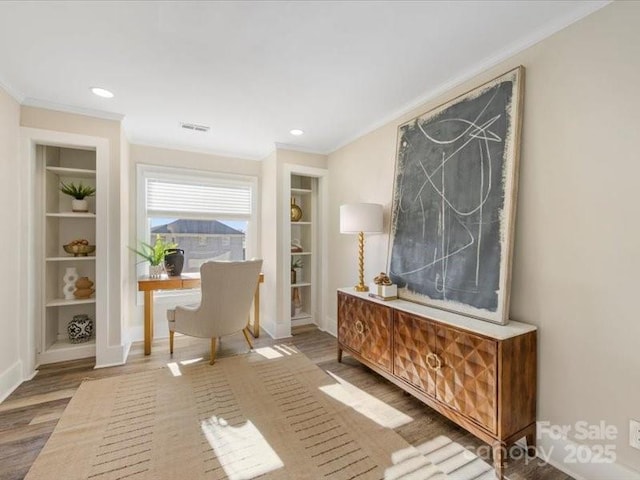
[46,298,96,307]
[291,251,312,255]
[291,188,312,194]
[47,337,96,351]
[46,256,96,262]
[46,166,96,178]
[46,212,96,218]
[291,221,311,225]
[291,282,312,288]
[38,338,96,365]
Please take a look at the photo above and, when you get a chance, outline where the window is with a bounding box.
[137,165,257,276]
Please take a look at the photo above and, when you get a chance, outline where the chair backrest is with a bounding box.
[197,259,263,338]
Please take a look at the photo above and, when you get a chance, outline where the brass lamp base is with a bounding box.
[354,231,369,292]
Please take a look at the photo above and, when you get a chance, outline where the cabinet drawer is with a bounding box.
[338,292,392,372]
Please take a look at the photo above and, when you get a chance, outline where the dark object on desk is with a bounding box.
[164,248,185,276]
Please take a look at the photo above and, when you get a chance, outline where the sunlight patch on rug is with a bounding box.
[254,343,299,359]
[166,362,182,376]
[384,435,496,480]
[320,371,413,429]
[201,416,283,480]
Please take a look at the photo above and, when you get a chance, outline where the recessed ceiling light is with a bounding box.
[289,129,304,136]
[90,87,114,98]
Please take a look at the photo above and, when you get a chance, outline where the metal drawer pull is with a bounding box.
[354,320,364,334]
[426,353,442,371]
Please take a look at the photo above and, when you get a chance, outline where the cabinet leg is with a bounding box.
[524,423,537,458]
[492,442,505,480]
[337,347,343,363]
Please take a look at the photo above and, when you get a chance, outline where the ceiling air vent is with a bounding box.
[180,122,210,133]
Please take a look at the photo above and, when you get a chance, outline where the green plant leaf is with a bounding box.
[129,235,178,266]
[59,181,96,200]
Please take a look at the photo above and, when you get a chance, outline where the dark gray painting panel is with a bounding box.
[389,79,514,314]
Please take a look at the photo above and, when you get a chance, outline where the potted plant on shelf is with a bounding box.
[130,235,178,278]
[59,182,96,213]
[291,257,303,284]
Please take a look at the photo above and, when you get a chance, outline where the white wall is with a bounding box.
[0,86,22,401]
[326,2,640,477]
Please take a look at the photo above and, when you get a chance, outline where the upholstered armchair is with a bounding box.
[167,259,263,364]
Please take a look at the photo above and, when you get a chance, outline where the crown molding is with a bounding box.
[0,76,25,103]
[21,97,125,121]
[274,142,328,156]
[328,0,611,154]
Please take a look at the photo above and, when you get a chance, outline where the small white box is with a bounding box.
[369,283,397,298]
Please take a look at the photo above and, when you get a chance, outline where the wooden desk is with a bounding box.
[137,273,264,355]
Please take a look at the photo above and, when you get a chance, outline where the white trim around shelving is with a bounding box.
[19,127,121,378]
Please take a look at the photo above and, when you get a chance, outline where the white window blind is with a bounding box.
[147,178,252,218]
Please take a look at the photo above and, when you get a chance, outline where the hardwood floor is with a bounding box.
[0,326,571,480]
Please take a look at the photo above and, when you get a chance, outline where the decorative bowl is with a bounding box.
[63,244,96,257]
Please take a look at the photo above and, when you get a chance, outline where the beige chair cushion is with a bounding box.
[167,303,199,324]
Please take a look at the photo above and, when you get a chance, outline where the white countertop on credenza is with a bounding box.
[338,288,536,340]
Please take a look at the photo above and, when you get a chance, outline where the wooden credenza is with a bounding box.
[337,289,537,479]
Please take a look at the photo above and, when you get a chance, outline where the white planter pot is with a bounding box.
[71,198,89,212]
[149,264,164,278]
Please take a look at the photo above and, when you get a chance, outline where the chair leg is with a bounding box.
[169,330,174,354]
[242,327,254,350]
[210,338,217,365]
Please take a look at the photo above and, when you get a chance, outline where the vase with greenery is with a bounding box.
[291,257,303,284]
[130,235,178,278]
[59,182,96,213]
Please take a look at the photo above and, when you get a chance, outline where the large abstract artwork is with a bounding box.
[389,67,524,324]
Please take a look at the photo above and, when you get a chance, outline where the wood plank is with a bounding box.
[0,390,75,414]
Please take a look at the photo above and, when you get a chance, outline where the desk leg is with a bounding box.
[144,290,154,355]
[252,284,260,338]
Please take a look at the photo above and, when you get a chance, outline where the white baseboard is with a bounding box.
[291,317,315,328]
[0,360,23,404]
[536,434,640,480]
[323,315,337,337]
[95,344,128,369]
[128,325,144,343]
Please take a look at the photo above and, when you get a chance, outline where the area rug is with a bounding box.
[26,345,498,480]
[26,346,412,479]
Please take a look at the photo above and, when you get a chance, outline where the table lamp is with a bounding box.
[340,203,383,292]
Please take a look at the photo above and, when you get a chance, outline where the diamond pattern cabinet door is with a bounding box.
[338,293,392,372]
[435,326,498,433]
[393,311,436,397]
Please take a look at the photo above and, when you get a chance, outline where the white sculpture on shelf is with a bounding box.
[62,267,79,300]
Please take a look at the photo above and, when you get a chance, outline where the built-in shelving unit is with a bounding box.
[37,146,98,365]
[290,174,317,326]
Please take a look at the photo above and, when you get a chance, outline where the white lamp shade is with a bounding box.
[340,203,384,234]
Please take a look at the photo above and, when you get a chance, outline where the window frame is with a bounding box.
[136,163,258,299]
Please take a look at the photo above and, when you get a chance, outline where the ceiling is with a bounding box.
[0,1,607,160]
